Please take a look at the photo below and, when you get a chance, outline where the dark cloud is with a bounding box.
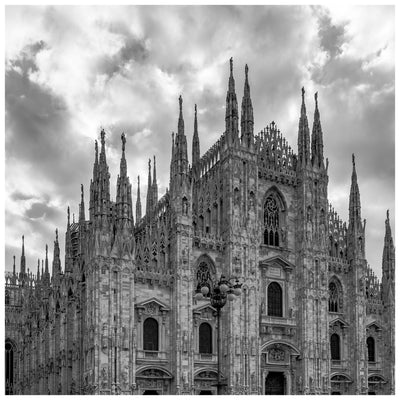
[10,190,35,201]
[317,14,347,59]
[8,40,47,76]
[25,202,59,220]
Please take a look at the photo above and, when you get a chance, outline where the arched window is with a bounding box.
[329,282,339,312]
[330,334,340,360]
[367,337,375,362]
[5,290,10,305]
[264,195,281,246]
[143,318,159,351]
[5,340,15,394]
[268,282,283,317]
[199,322,212,354]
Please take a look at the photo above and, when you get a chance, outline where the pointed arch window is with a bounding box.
[329,282,339,312]
[267,282,283,317]
[143,318,159,351]
[330,333,340,360]
[5,340,15,394]
[5,290,10,305]
[264,194,282,247]
[367,337,375,362]
[199,322,212,354]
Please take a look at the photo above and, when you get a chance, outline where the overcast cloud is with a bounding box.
[5,5,394,279]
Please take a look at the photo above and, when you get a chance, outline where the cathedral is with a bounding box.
[5,58,395,395]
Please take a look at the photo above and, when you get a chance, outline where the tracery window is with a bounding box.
[329,282,339,312]
[5,290,10,305]
[267,282,283,317]
[367,337,375,362]
[199,322,212,354]
[330,333,340,360]
[264,195,281,246]
[143,318,159,351]
[196,261,212,296]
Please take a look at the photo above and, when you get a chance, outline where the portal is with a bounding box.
[265,372,285,395]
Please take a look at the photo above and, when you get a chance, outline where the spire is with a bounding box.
[100,128,107,165]
[52,229,62,281]
[240,63,254,148]
[120,132,127,178]
[13,255,15,276]
[152,155,158,207]
[382,209,395,303]
[311,91,324,169]
[178,95,184,137]
[79,184,85,222]
[297,87,310,167]
[115,132,133,230]
[20,235,26,276]
[348,154,364,258]
[37,259,40,281]
[146,158,153,216]
[65,206,73,273]
[136,175,142,224]
[192,104,200,167]
[43,243,50,285]
[225,57,239,145]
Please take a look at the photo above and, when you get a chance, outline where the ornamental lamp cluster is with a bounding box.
[194,275,242,307]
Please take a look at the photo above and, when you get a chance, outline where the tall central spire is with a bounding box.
[20,235,26,276]
[225,57,239,145]
[297,87,310,167]
[311,92,324,169]
[146,158,152,216]
[241,64,254,148]
[178,95,185,137]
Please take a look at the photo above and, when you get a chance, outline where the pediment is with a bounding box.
[135,297,170,313]
[259,255,296,271]
[367,321,383,331]
[330,317,349,328]
[193,304,217,320]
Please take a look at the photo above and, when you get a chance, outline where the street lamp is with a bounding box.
[195,275,242,395]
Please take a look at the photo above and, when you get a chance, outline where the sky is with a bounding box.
[5,5,395,279]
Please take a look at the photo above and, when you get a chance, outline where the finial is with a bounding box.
[315,92,318,108]
[352,153,355,167]
[73,213,75,223]
[301,87,305,101]
[13,255,15,272]
[95,140,98,155]
[230,57,233,74]
[195,104,197,115]
[56,228,58,242]
[67,206,70,225]
[121,132,126,152]
[101,128,105,143]
[245,64,248,78]
[46,244,48,258]
[137,175,140,187]
[148,158,151,170]
[387,209,389,220]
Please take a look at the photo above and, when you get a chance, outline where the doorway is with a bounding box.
[199,390,213,395]
[143,390,159,395]
[265,372,285,395]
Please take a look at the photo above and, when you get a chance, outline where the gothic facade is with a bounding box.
[5,59,395,395]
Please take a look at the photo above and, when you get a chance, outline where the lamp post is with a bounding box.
[195,275,242,395]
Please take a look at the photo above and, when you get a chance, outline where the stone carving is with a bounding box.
[101,324,108,350]
[269,346,285,361]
